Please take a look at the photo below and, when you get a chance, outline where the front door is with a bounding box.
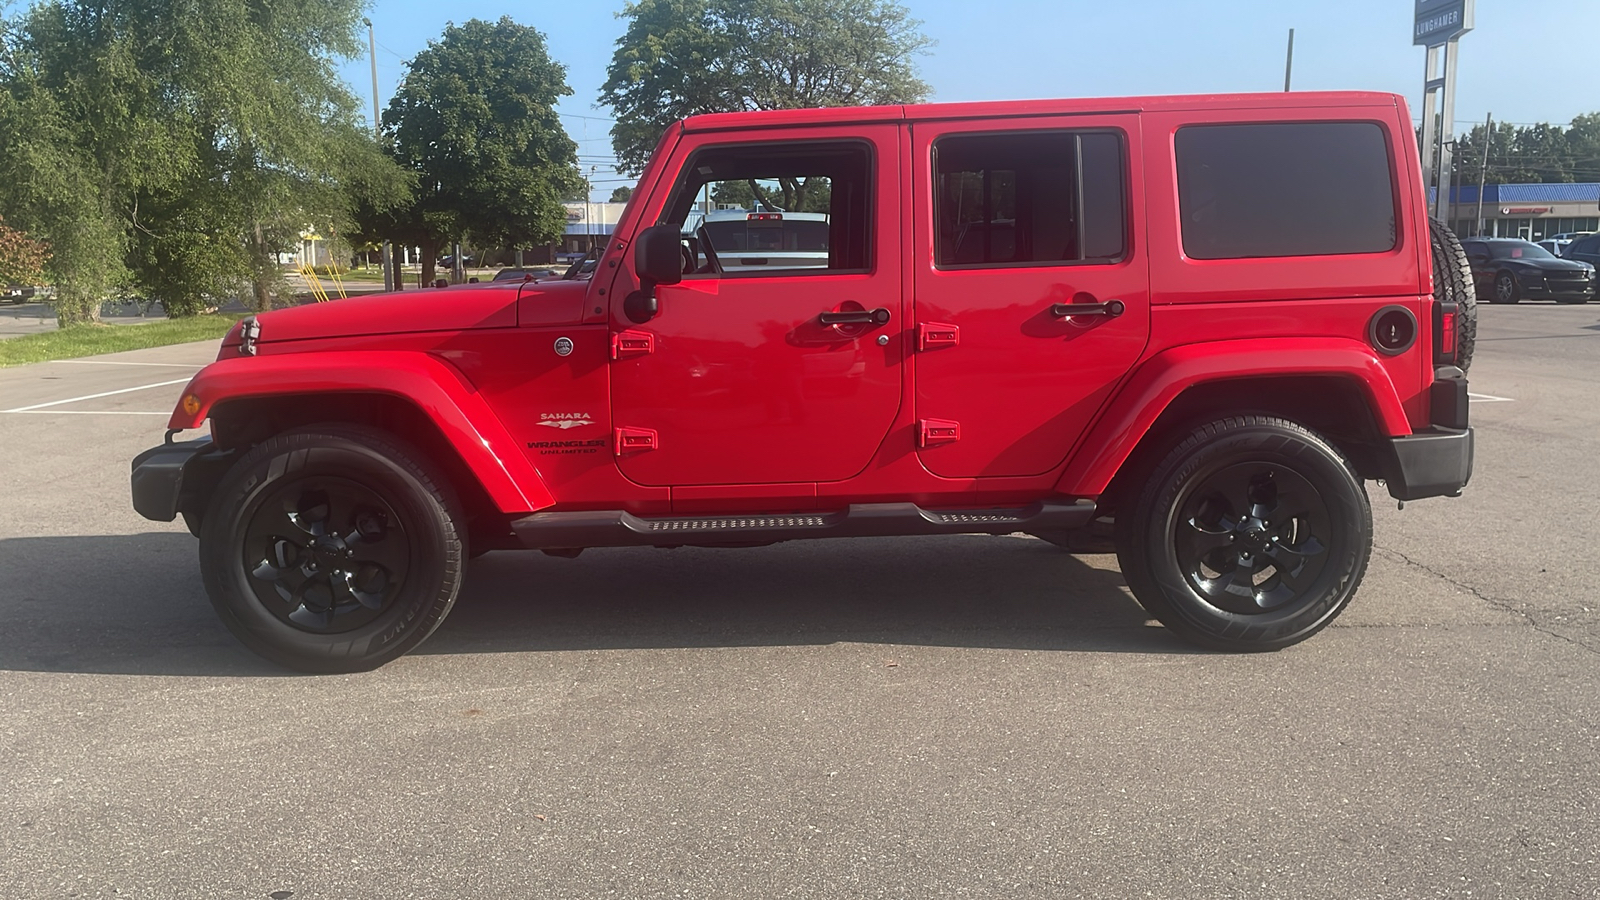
[910,115,1149,478]
[610,126,903,487]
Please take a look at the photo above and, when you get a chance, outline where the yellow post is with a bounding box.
[324,265,347,299]
[298,264,329,303]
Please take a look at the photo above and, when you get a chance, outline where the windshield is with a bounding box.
[1489,241,1556,260]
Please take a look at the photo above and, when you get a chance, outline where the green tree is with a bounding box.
[1562,113,1600,183]
[0,17,136,324]
[599,0,932,175]
[379,17,582,287]
[610,185,634,203]
[1452,115,1600,187]
[1452,121,1519,187]
[0,0,404,323]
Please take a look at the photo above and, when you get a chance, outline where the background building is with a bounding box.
[560,201,627,258]
[1437,183,1600,240]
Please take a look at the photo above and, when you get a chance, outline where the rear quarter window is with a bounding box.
[1175,122,1397,260]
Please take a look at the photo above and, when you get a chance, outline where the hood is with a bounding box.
[1507,257,1592,273]
[243,283,522,345]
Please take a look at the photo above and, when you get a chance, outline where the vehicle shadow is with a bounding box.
[0,532,1182,677]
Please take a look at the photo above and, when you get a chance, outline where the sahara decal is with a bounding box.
[538,412,595,430]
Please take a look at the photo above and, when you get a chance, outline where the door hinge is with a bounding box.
[614,426,658,454]
[918,322,959,351]
[611,330,655,359]
[918,418,961,447]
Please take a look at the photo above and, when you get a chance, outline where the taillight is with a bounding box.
[1432,300,1459,365]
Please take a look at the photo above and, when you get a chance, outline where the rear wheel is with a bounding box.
[1116,417,1372,651]
[200,425,463,673]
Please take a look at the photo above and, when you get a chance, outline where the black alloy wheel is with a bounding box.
[200,425,463,673]
[1492,271,1521,304]
[1175,462,1331,616]
[1117,416,1372,651]
[241,477,411,633]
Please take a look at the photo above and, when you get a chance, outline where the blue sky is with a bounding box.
[340,0,1600,198]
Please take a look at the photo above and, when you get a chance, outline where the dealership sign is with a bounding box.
[1415,0,1472,46]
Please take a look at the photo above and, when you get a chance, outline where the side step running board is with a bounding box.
[511,499,1096,550]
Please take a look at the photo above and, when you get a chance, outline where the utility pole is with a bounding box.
[588,166,598,253]
[1284,29,1294,92]
[1475,112,1492,236]
[365,18,393,292]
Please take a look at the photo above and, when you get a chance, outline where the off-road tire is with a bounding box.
[1429,217,1476,372]
[199,425,463,673]
[1115,416,1372,652]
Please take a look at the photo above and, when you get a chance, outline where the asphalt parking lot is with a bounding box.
[2,306,1597,899]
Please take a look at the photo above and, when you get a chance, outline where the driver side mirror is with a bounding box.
[625,224,684,323]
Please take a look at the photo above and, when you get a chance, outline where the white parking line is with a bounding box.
[1,409,171,416]
[56,360,205,368]
[0,377,192,413]
[1469,392,1515,403]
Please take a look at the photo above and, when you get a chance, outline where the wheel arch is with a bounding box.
[168,351,553,532]
[1057,338,1411,508]
[206,392,524,550]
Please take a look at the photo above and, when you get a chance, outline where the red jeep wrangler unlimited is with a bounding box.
[132,92,1476,672]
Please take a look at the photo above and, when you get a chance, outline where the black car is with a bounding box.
[1460,238,1595,304]
[1564,233,1600,271]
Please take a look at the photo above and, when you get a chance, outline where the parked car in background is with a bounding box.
[437,254,476,269]
[1461,238,1595,304]
[1563,233,1600,271]
[1535,232,1593,257]
[687,209,832,271]
[492,267,558,282]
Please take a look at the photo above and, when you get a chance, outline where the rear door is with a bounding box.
[910,115,1149,478]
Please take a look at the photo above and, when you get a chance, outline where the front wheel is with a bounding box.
[199,425,464,673]
[1116,417,1372,651]
[1492,271,1521,304]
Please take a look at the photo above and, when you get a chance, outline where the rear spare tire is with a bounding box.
[1429,218,1476,372]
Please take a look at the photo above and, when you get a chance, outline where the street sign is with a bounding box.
[1414,0,1472,47]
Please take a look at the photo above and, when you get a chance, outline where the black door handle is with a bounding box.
[819,307,892,326]
[1051,299,1125,319]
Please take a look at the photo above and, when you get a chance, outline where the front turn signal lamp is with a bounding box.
[181,394,202,417]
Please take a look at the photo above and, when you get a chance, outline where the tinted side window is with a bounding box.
[1176,122,1396,259]
[933,131,1126,268]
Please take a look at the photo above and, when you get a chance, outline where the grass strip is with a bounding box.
[0,314,245,367]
